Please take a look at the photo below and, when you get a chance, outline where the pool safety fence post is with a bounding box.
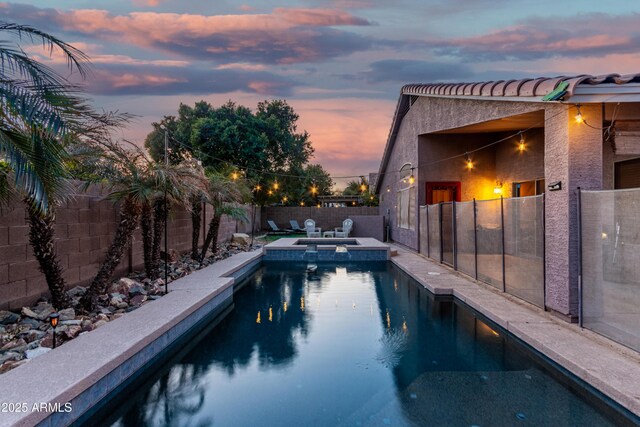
[439,202,444,264]
[473,198,478,280]
[577,187,583,327]
[542,193,546,310]
[164,129,168,294]
[426,205,430,258]
[500,196,506,292]
[452,200,458,270]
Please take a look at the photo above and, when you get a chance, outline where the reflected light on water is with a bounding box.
[269,307,273,322]
[300,297,305,311]
[386,310,391,329]
[256,311,261,324]
[283,301,288,313]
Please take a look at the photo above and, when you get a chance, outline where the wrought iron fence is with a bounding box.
[579,188,640,352]
[420,195,545,308]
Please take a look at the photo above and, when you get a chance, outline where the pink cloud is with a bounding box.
[274,8,371,26]
[132,0,166,6]
[4,4,372,64]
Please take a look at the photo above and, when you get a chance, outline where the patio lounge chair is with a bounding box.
[289,220,306,232]
[267,220,292,234]
[335,218,353,238]
[304,219,321,238]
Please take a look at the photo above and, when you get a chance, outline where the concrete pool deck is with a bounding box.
[389,244,640,418]
[0,250,262,427]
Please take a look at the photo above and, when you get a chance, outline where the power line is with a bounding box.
[160,103,579,186]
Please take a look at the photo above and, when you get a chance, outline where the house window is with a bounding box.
[615,158,640,189]
[426,182,461,204]
[396,186,416,230]
[513,179,545,197]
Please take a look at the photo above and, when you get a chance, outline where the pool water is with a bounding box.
[94,262,634,427]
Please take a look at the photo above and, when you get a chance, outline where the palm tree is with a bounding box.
[145,159,206,279]
[199,171,249,261]
[78,141,150,311]
[0,23,128,309]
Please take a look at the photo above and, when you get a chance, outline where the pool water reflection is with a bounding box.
[96,262,630,427]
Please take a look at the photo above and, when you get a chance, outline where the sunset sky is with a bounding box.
[5,1,640,187]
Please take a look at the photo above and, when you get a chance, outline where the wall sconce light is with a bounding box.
[493,182,503,195]
[575,104,583,124]
[519,133,526,152]
[49,312,59,349]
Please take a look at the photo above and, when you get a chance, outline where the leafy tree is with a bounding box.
[144,99,317,200]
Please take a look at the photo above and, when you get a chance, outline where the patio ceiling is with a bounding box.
[431,110,545,134]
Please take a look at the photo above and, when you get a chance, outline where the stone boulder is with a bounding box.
[58,308,75,321]
[232,233,251,246]
[109,277,141,296]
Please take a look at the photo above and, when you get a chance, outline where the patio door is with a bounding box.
[426,182,461,204]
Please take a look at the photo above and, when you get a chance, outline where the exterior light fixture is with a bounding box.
[575,104,583,124]
[311,184,318,195]
[317,204,321,208]
[352,201,356,206]
[49,312,59,349]
[465,153,473,170]
[255,184,261,191]
[282,196,288,203]
[519,133,526,152]
[408,167,415,185]
[273,181,279,190]
[494,182,503,195]
[300,201,305,206]
[268,189,273,196]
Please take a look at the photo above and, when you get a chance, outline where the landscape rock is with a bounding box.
[116,302,129,310]
[25,346,51,359]
[58,308,76,321]
[67,286,86,297]
[130,295,146,306]
[33,303,54,320]
[63,326,82,339]
[232,233,251,246]
[21,330,45,343]
[0,351,22,364]
[0,311,20,325]
[92,320,108,329]
[128,284,147,297]
[18,317,41,329]
[21,307,40,320]
[1,338,26,351]
[110,277,139,296]
[60,320,82,326]
[0,359,27,373]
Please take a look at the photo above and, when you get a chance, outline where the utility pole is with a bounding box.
[164,129,169,294]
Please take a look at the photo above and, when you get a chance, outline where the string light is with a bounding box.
[268,189,273,196]
[300,201,305,206]
[408,167,415,185]
[231,171,239,181]
[575,104,583,124]
[311,184,318,195]
[386,185,390,192]
[273,181,279,190]
[359,176,367,192]
[519,133,525,152]
[282,196,288,203]
[465,153,473,170]
[255,184,261,191]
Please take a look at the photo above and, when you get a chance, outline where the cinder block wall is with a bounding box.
[0,190,259,310]
[261,206,381,237]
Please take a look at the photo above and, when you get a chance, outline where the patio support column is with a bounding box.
[544,104,602,320]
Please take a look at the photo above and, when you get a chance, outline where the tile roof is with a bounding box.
[402,73,640,99]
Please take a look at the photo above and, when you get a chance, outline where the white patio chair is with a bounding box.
[335,218,353,238]
[304,219,321,238]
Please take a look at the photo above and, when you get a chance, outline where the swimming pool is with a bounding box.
[87,262,637,426]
